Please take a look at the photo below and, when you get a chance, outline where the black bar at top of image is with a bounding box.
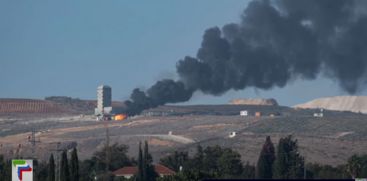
[202,180,356,181]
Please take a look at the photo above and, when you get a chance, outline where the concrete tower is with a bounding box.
[95,85,112,115]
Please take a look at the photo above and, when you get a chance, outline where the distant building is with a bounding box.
[95,85,112,115]
[269,112,281,117]
[313,108,324,118]
[240,110,248,116]
[229,132,236,138]
[255,111,261,117]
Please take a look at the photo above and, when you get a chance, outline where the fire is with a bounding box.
[114,114,127,121]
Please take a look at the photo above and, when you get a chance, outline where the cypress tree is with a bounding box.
[273,135,304,179]
[0,155,11,180]
[70,148,79,181]
[256,136,275,178]
[143,141,148,180]
[60,150,70,181]
[0,155,6,178]
[136,141,157,181]
[193,145,204,171]
[218,148,243,177]
[137,142,144,181]
[48,154,55,181]
[143,141,157,181]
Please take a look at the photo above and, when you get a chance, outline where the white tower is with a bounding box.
[95,85,112,115]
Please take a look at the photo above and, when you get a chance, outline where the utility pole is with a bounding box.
[102,108,111,174]
[15,144,22,159]
[304,156,307,179]
[28,128,40,159]
[105,120,110,172]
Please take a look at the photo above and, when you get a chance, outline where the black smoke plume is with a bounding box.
[124,0,367,115]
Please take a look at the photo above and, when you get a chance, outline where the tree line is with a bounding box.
[1,135,367,180]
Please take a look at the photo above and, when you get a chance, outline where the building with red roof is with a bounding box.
[112,164,175,179]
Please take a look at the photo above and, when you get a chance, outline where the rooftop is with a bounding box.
[112,164,175,176]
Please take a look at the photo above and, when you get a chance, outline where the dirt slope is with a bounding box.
[294,96,367,113]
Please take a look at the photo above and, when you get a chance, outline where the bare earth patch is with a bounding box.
[148,138,174,147]
[190,123,233,130]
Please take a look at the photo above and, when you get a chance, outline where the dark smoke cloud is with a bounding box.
[124,0,367,115]
[124,80,193,115]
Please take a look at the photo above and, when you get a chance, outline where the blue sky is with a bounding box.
[0,0,365,106]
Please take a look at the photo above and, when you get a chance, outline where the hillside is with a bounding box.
[0,97,125,116]
[0,99,68,114]
[142,104,289,116]
[1,104,367,166]
[294,96,367,114]
[229,98,278,106]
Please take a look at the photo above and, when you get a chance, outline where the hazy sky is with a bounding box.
[1,1,365,106]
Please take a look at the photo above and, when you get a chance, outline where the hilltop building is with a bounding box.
[95,85,113,116]
[240,110,248,116]
[313,108,324,118]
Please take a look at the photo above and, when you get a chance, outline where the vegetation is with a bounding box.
[136,141,158,181]
[256,136,275,178]
[79,143,135,181]
[1,135,367,180]
[48,154,55,181]
[60,151,70,181]
[273,135,305,179]
[0,155,11,180]
[346,154,367,178]
[159,145,247,179]
[70,148,79,181]
[306,163,348,179]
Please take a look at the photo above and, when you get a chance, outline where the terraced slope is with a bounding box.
[0,98,125,115]
[0,99,67,114]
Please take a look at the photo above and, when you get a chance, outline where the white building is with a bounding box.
[229,132,236,138]
[240,110,248,116]
[313,108,324,118]
[95,85,112,115]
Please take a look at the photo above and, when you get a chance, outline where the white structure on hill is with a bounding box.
[240,110,248,116]
[313,108,324,118]
[95,85,112,115]
[229,132,236,138]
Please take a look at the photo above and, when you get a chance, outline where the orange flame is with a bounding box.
[114,114,127,121]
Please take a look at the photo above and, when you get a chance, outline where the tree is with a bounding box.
[242,162,256,179]
[79,159,98,181]
[202,145,223,175]
[143,141,158,181]
[60,150,70,181]
[157,170,212,181]
[160,151,189,172]
[143,141,148,180]
[137,142,144,181]
[137,141,157,181]
[70,148,79,181]
[0,155,11,180]
[217,148,243,178]
[192,145,204,171]
[256,136,275,178]
[92,143,134,171]
[34,159,48,181]
[307,163,347,179]
[273,135,304,179]
[346,154,367,178]
[48,154,56,181]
